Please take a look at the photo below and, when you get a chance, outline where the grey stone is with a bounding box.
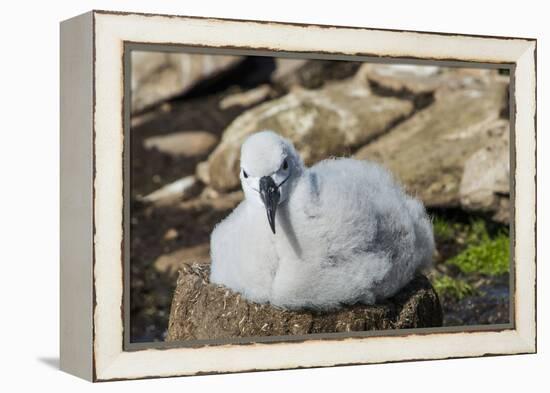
[177,189,244,212]
[143,131,218,158]
[460,120,510,222]
[359,63,501,97]
[154,243,210,277]
[272,59,362,90]
[208,76,414,191]
[195,161,211,185]
[218,84,273,110]
[271,58,308,83]
[355,78,509,213]
[140,176,202,206]
[131,52,242,113]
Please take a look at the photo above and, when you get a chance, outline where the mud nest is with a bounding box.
[167,263,443,341]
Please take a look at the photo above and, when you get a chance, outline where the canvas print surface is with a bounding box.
[128,51,511,344]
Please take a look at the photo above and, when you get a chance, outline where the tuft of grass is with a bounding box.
[431,214,510,275]
[465,219,491,244]
[432,216,455,241]
[433,276,476,301]
[432,216,492,243]
[448,234,510,276]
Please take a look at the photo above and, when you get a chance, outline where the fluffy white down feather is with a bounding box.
[210,131,434,310]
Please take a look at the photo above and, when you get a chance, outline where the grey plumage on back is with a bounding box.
[210,131,434,310]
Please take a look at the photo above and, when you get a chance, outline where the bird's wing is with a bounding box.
[301,171,322,219]
[210,201,278,303]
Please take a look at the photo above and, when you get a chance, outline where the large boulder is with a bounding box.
[131,52,242,113]
[270,58,308,84]
[272,59,363,90]
[355,74,509,217]
[360,64,500,97]
[218,84,274,110]
[207,77,414,191]
[167,264,442,341]
[459,120,510,223]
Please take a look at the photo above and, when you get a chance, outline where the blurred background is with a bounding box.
[129,51,511,343]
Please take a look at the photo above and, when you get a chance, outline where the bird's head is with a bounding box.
[240,130,304,234]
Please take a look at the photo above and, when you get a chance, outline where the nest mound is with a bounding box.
[167,263,442,342]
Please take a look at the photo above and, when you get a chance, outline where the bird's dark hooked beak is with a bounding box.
[259,176,280,234]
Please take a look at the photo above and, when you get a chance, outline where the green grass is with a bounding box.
[465,219,492,244]
[432,216,455,241]
[433,276,476,301]
[432,216,490,243]
[432,214,510,276]
[448,234,510,276]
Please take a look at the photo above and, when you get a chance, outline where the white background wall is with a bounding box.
[0,0,546,391]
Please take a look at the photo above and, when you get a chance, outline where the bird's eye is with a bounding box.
[282,159,288,170]
[243,169,249,178]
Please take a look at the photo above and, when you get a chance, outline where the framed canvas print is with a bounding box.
[60,10,537,382]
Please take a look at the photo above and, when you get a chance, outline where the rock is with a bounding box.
[273,60,363,90]
[131,52,242,113]
[271,58,309,83]
[208,77,414,191]
[178,189,244,212]
[167,264,442,341]
[360,64,441,96]
[459,120,510,222]
[143,131,218,158]
[154,244,210,276]
[195,161,211,185]
[359,64,501,98]
[219,84,273,110]
[131,102,172,129]
[140,176,202,206]
[163,228,179,241]
[355,78,509,211]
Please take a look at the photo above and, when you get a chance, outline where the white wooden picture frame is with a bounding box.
[60,10,536,382]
